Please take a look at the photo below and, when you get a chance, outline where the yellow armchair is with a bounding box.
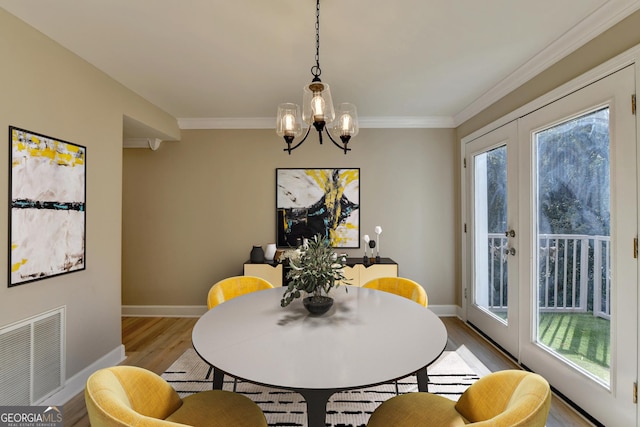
[362,277,428,307]
[363,276,428,394]
[367,370,551,427]
[85,365,267,427]
[207,275,274,309]
[205,275,275,385]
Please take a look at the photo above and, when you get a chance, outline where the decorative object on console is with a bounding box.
[250,245,265,263]
[264,243,277,262]
[363,234,370,264]
[9,126,86,287]
[280,234,348,315]
[368,240,376,264]
[276,168,359,248]
[275,0,358,155]
[375,225,382,262]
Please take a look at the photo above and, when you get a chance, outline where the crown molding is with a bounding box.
[358,116,455,128]
[453,0,640,127]
[177,116,455,130]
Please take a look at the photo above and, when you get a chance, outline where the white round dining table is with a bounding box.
[192,285,447,427]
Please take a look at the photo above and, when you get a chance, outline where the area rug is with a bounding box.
[163,346,489,427]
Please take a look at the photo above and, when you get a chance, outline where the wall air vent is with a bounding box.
[0,307,65,405]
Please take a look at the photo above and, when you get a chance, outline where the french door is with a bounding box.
[466,121,519,357]
[519,66,637,426]
[465,65,637,426]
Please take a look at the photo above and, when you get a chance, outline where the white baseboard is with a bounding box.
[429,304,460,317]
[121,304,460,318]
[122,305,208,317]
[39,345,125,406]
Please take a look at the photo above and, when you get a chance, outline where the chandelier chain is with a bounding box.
[311,0,322,79]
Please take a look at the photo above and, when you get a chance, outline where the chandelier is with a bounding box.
[276,0,359,155]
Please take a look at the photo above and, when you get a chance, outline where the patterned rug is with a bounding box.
[163,346,489,427]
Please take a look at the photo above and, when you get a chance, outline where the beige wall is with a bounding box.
[0,7,178,389]
[122,128,458,308]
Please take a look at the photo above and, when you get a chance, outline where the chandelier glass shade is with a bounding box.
[275,103,302,139]
[276,0,358,155]
[302,81,334,125]
[334,103,359,138]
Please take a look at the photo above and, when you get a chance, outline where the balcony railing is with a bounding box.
[486,233,610,319]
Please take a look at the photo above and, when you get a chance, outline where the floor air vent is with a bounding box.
[0,307,65,405]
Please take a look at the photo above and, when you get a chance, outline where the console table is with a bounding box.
[243,257,398,287]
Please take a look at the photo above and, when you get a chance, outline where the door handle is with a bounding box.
[505,229,516,238]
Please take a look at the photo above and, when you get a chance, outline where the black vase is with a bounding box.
[303,295,334,315]
[250,245,264,263]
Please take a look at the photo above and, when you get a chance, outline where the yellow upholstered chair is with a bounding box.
[205,275,274,385]
[85,365,268,427]
[207,275,274,309]
[367,369,551,427]
[362,277,428,307]
[363,276,428,393]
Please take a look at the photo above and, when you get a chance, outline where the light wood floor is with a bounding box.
[63,316,592,426]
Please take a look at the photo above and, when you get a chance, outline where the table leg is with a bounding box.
[298,389,335,427]
[416,367,429,392]
[212,368,224,390]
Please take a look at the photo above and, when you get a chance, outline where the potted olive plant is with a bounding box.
[280,234,348,314]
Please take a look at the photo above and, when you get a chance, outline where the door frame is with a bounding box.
[464,121,519,358]
[460,44,640,426]
[517,65,636,425]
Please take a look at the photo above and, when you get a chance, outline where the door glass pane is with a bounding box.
[535,107,611,385]
[474,146,508,323]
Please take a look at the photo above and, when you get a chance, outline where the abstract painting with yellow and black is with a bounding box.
[10,127,86,286]
[277,168,359,248]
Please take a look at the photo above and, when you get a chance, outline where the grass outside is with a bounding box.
[486,309,610,383]
[538,312,610,383]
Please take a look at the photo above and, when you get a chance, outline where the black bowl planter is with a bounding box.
[303,295,333,315]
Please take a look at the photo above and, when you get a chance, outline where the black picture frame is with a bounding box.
[276,168,360,248]
[9,126,86,287]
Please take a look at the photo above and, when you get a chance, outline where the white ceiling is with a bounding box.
[2,0,640,135]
